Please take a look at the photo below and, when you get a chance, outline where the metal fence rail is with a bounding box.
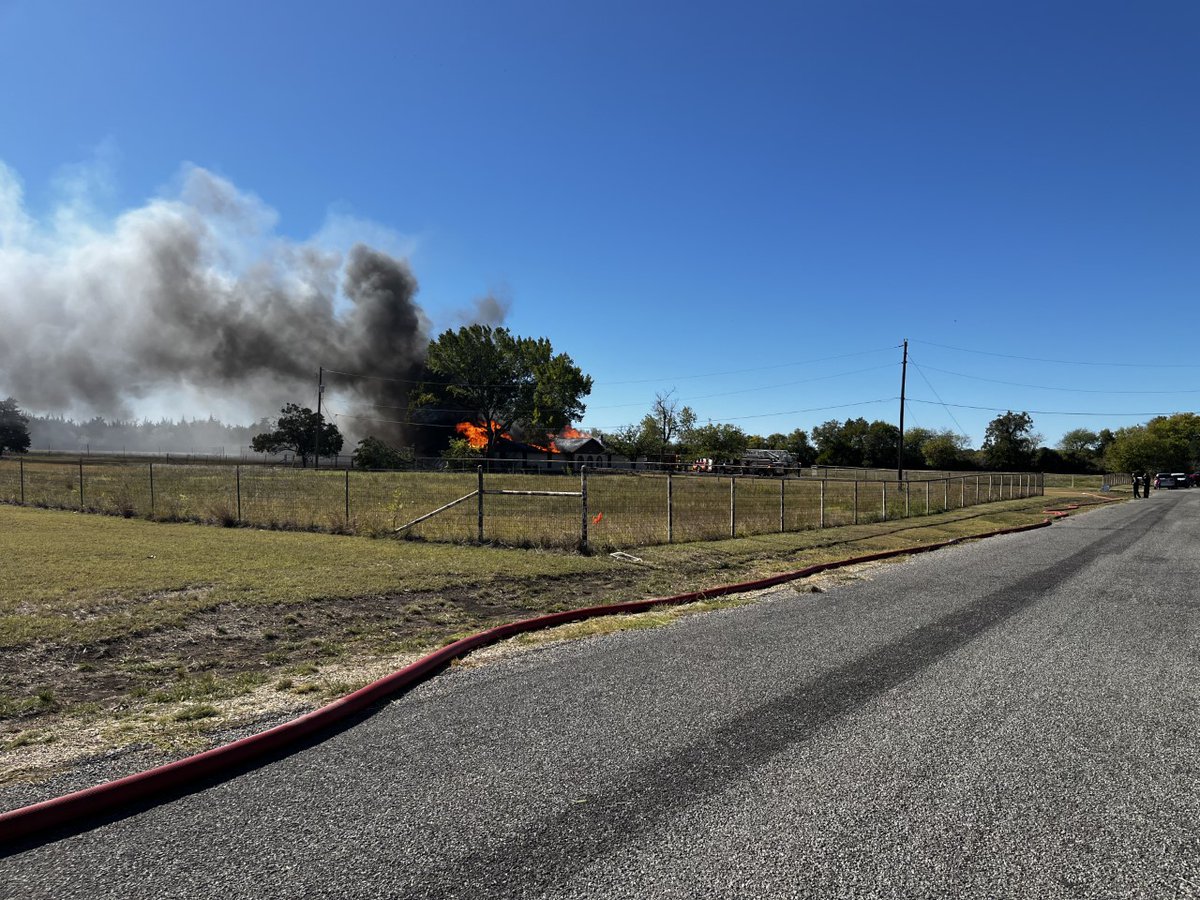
[0,458,1046,551]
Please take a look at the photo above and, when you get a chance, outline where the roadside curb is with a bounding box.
[1,511,1066,847]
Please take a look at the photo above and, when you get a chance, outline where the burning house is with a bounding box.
[455,422,612,472]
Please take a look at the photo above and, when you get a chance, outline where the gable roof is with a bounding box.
[554,437,606,454]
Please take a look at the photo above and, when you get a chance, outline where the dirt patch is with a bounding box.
[0,568,658,784]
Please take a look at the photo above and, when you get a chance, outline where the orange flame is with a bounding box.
[455,422,591,454]
[456,421,510,450]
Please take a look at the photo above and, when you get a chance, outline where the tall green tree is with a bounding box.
[919,429,972,470]
[813,418,900,468]
[251,403,343,466]
[420,325,592,456]
[1056,427,1102,472]
[0,398,31,456]
[687,422,748,460]
[982,411,1039,470]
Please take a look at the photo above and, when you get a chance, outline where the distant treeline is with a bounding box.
[28,414,267,456]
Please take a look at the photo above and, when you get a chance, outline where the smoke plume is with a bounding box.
[0,162,432,443]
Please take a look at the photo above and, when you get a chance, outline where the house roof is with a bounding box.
[554,437,606,454]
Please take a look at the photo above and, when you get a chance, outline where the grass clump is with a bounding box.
[172,704,219,722]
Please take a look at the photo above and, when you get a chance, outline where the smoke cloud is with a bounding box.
[0,161,437,443]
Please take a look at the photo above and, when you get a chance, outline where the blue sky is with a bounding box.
[1,0,1197,448]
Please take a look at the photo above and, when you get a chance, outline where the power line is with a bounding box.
[583,398,898,431]
[915,363,1200,394]
[587,363,896,410]
[910,365,972,443]
[322,346,900,391]
[596,347,900,385]
[911,339,1200,369]
[906,398,1173,417]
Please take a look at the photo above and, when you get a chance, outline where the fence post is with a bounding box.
[79,460,85,510]
[580,466,589,552]
[960,477,965,508]
[779,477,785,533]
[477,466,485,543]
[904,480,909,518]
[819,479,825,528]
[943,478,949,511]
[881,481,887,522]
[345,468,350,525]
[19,457,24,504]
[853,479,859,525]
[988,473,993,501]
[729,476,736,538]
[149,463,155,516]
[667,471,674,543]
[235,466,242,523]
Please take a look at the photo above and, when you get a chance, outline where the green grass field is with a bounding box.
[0,487,1113,789]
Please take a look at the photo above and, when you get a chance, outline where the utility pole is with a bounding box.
[314,366,324,470]
[897,339,908,481]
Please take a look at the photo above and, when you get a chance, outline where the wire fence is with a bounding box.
[0,458,1046,551]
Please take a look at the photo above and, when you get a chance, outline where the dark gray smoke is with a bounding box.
[0,163,433,443]
[457,293,510,327]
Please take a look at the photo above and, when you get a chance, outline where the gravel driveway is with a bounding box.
[4,492,1198,899]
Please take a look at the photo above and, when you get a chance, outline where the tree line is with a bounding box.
[4,322,1200,477]
[597,405,1060,472]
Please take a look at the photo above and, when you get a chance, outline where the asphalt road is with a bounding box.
[4,492,1199,899]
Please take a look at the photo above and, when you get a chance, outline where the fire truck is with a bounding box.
[691,449,796,476]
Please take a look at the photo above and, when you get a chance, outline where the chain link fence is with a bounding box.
[0,458,1045,551]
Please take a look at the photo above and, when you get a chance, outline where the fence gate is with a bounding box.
[394,466,591,551]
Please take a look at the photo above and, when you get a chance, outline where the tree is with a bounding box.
[441,436,484,470]
[420,325,592,456]
[687,422,748,460]
[812,418,899,468]
[1057,428,1099,457]
[1034,447,1068,473]
[251,403,344,466]
[753,428,817,466]
[921,432,972,470]
[1104,413,1200,473]
[812,419,859,466]
[597,422,656,461]
[352,436,412,470]
[0,398,31,456]
[861,420,900,468]
[982,411,1040,470]
[649,390,695,459]
[904,427,971,470]
[1057,428,1101,473]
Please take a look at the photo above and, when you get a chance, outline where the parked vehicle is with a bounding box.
[1153,473,1175,489]
[1171,472,1189,488]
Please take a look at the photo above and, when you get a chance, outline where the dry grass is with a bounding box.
[0,458,1042,549]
